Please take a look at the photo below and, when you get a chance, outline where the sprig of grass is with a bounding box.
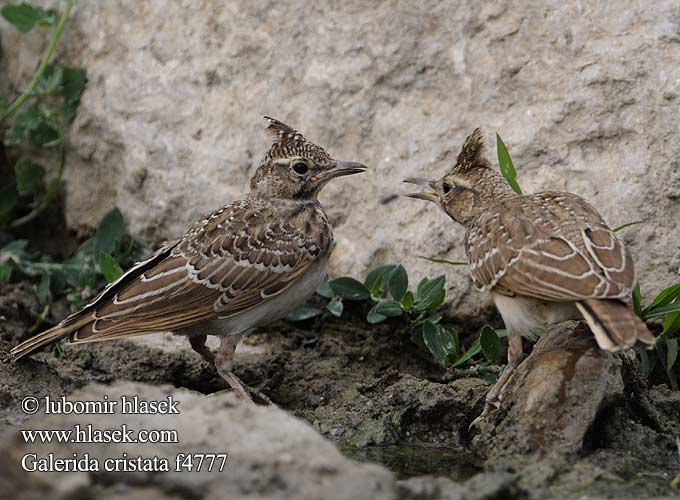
[0,0,75,123]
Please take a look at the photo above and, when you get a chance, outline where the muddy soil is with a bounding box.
[1,281,679,498]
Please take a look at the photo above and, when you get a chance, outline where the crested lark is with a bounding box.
[11,117,366,403]
[404,128,654,421]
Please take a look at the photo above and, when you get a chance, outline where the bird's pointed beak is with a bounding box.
[317,160,367,181]
[402,177,439,203]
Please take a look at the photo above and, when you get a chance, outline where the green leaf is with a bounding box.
[374,299,403,317]
[98,253,124,283]
[315,274,334,299]
[644,302,680,319]
[14,157,46,195]
[496,133,522,195]
[421,321,458,365]
[667,338,678,372]
[35,64,64,95]
[1,3,57,32]
[414,275,446,311]
[612,220,644,233]
[656,338,678,390]
[5,106,61,147]
[326,296,343,317]
[1,239,28,264]
[632,282,642,318]
[387,264,408,301]
[37,272,51,304]
[94,208,125,257]
[364,264,396,295]
[366,304,387,324]
[451,329,508,368]
[638,348,657,379]
[662,312,680,337]
[0,262,13,282]
[61,255,84,288]
[480,325,501,363]
[5,106,41,144]
[401,290,414,309]
[328,277,370,301]
[418,255,468,266]
[61,67,87,121]
[644,283,680,311]
[287,305,322,322]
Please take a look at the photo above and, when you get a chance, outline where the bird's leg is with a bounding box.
[213,335,273,406]
[470,334,523,429]
[189,334,215,364]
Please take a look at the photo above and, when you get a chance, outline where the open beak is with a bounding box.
[316,161,367,181]
[403,177,439,203]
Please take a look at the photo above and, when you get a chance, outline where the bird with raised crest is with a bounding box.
[403,128,654,425]
[11,117,367,404]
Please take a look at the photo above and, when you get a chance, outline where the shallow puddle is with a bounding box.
[338,444,480,480]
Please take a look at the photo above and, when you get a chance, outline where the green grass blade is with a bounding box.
[612,220,644,233]
[496,134,522,195]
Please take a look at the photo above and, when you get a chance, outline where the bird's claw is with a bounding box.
[468,397,500,432]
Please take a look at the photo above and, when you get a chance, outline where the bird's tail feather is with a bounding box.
[576,298,655,351]
[10,318,87,362]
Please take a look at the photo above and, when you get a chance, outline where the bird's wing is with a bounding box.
[465,192,634,302]
[67,199,330,342]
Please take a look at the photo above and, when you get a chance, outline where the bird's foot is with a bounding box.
[468,396,500,431]
[214,367,274,406]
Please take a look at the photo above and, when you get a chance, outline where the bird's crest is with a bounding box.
[262,116,333,165]
[453,128,490,172]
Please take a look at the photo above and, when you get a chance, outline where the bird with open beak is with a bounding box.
[403,128,653,427]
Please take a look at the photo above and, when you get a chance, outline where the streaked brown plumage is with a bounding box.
[11,117,366,403]
[404,128,654,421]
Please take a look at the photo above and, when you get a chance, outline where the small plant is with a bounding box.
[289,263,507,368]
[1,0,85,229]
[634,283,680,389]
[0,208,145,325]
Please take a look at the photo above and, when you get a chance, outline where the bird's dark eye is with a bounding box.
[292,162,309,175]
[443,182,452,194]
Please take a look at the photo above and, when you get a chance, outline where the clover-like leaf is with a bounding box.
[315,274,334,299]
[328,277,370,301]
[61,66,87,121]
[387,264,408,301]
[287,305,323,322]
[421,321,458,365]
[373,299,403,317]
[366,304,387,324]
[1,3,57,33]
[326,296,344,317]
[98,253,124,283]
[414,275,445,311]
[364,264,396,296]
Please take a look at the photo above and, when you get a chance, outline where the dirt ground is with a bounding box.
[1,281,679,498]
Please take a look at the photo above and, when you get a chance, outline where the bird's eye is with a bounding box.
[443,182,452,194]
[292,162,309,175]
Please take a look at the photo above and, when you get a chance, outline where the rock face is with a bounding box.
[2,0,680,316]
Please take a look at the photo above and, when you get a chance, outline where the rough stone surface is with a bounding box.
[2,0,679,316]
[472,322,626,463]
[0,381,512,500]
